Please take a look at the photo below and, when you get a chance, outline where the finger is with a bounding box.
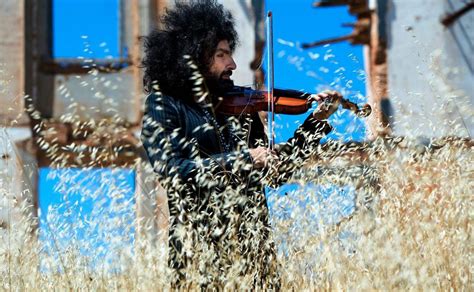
[268,153,278,161]
[329,91,343,100]
[264,148,277,155]
[313,94,323,102]
[271,154,279,162]
[318,92,329,98]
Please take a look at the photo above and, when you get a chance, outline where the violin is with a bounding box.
[214,12,371,150]
[216,86,372,118]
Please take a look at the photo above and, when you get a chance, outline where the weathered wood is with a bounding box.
[24,0,55,119]
[365,6,391,138]
[0,0,26,125]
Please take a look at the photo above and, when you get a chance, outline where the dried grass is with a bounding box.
[1,126,471,290]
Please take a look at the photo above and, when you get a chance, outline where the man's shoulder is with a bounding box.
[145,91,178,104]
[145,91,185,111]
[144,91,201,121]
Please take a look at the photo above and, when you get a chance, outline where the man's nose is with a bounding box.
[227,57,237,70]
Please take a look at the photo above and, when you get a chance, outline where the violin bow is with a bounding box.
[266,11,275,151]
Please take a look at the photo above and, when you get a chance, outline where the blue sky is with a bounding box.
[266,0,367,142]
[53,0,121,59]
[38,168,135,271]
[263,0,365,220]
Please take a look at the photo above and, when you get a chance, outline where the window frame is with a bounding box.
[42,0,131,75]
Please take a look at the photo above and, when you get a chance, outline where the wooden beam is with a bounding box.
[154,0,168,28]
[24,0,55,118]
[130,0,142,125]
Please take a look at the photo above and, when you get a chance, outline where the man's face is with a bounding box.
[206,40,237,94]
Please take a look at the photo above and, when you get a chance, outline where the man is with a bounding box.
[140,0,341,288]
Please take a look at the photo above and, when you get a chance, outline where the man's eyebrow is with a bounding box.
[216,48,231,54]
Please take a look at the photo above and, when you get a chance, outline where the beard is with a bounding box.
[204,70,235,97]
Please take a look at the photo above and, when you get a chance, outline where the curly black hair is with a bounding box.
[142,0,238,102]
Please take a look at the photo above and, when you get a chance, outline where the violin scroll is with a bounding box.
[340,98,372,117]
[308,92,372,118]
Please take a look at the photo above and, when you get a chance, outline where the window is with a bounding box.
[44,0,129,74]
[38,167,136,269]
[53,0,122,59]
